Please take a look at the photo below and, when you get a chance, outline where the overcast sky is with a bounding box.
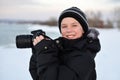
[0,0,120,21]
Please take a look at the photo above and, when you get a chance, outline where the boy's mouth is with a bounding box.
[66,35,75,39]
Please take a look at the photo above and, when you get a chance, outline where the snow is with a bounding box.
[0,48,32,80]
[95,29,120,80]
[0,26,120,80]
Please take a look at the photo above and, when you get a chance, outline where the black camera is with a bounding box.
[16,29,46,48]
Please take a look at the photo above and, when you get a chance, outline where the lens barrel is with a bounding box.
[16,35,33,48]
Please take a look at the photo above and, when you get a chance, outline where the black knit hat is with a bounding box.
[58,7,89,33]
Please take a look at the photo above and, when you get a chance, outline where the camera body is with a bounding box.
[16,29,46,48]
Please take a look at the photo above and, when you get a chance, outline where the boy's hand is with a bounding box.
[33,35,44,46]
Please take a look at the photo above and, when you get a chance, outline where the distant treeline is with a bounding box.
[0,16,115,28]
[0,16,116,28]
[0,18,57,26]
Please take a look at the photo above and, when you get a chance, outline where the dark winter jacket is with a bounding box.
[29,29,101,80]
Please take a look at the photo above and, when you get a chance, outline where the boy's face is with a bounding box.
[61,17,84,39]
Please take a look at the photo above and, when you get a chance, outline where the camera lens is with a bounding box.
[16,35,33,48]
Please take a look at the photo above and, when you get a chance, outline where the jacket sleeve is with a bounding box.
[87,38,101,58]
[33,39,59,80]
[29,51,39,80]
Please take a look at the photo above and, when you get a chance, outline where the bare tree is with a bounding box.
[105,19,113,28]
[86,11,104,28]
[114,7,120,29]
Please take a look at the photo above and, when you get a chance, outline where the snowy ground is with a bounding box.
[95,29,120,80]
[0,25,120,80]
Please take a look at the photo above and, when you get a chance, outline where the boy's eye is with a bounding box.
[61,26,67,28]
[72,25,77,27]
